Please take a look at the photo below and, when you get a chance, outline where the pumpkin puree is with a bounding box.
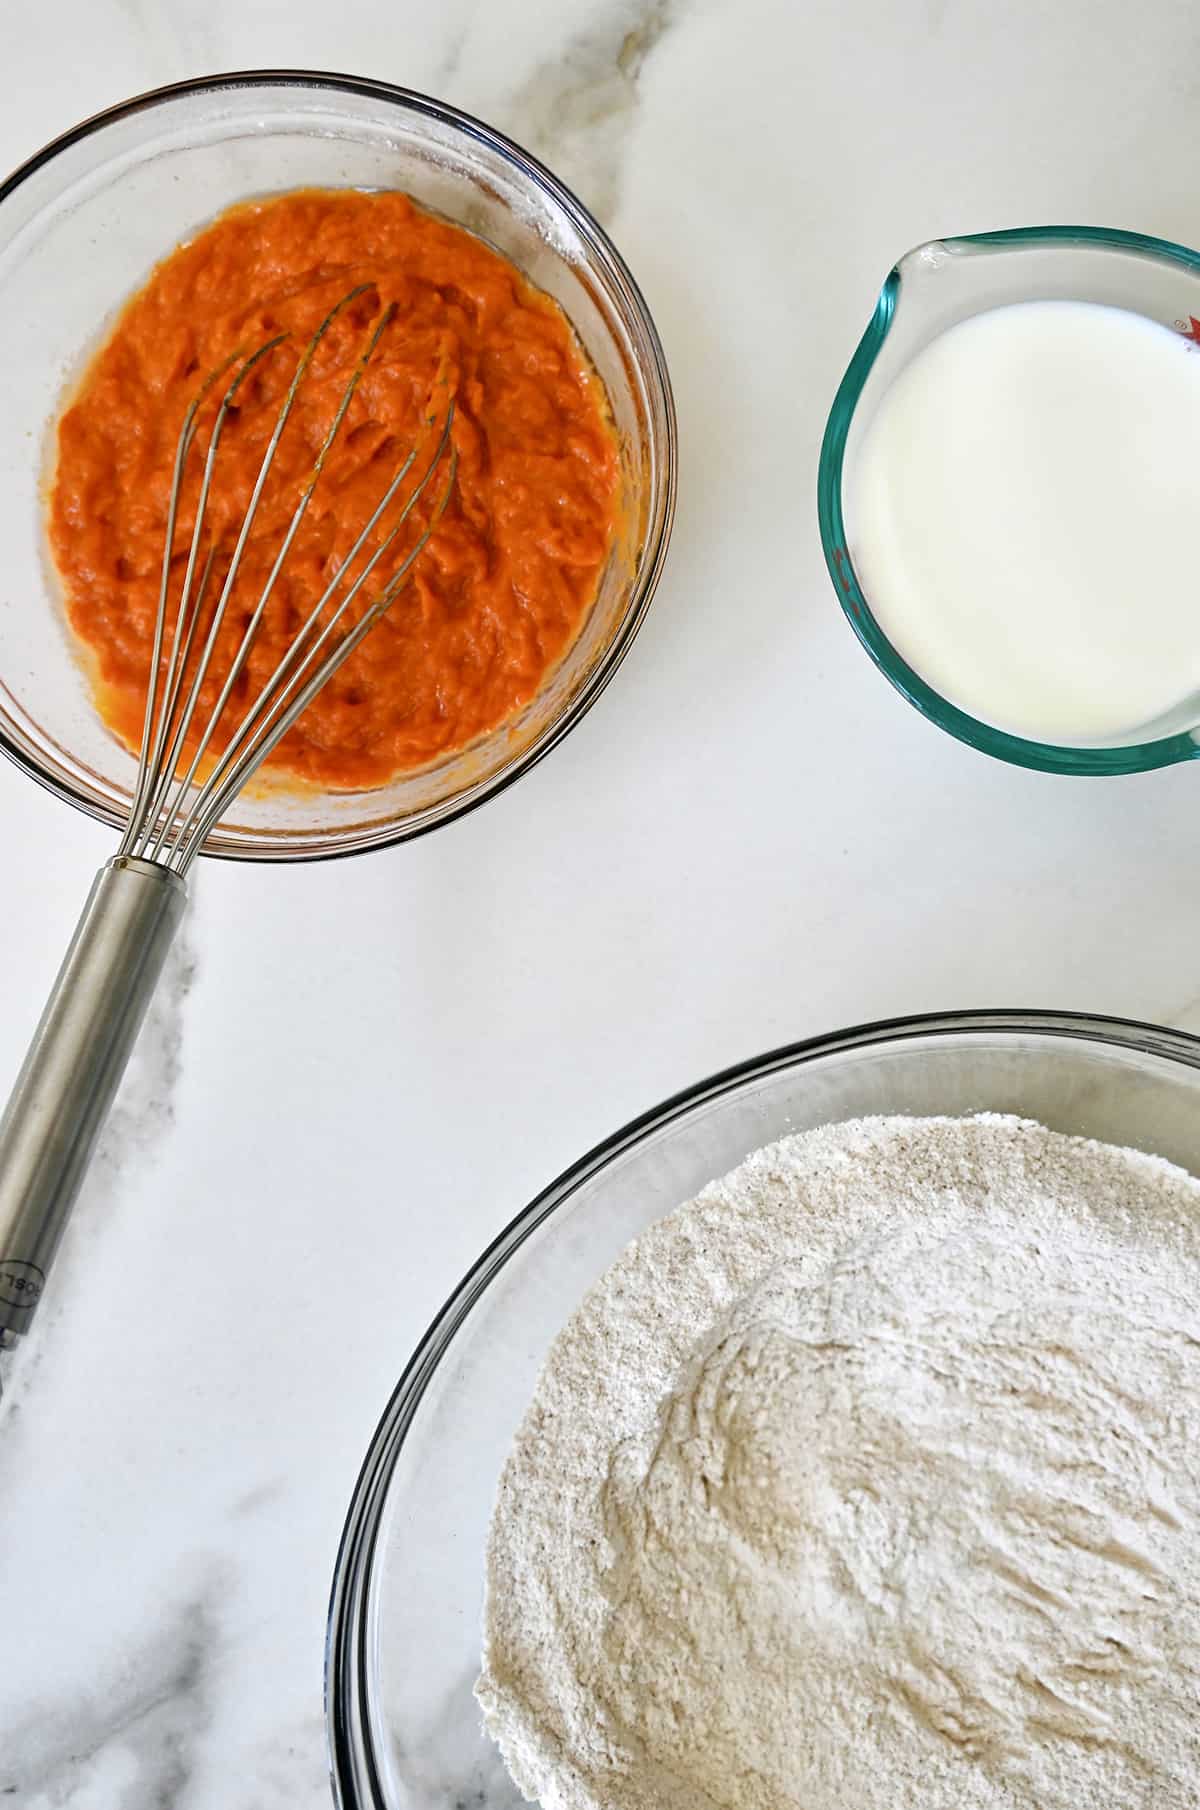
[49,189,619,790]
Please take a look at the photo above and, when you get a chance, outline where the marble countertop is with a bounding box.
[4,3,1200,1806]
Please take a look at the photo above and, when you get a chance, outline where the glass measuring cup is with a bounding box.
[818,227,1200,775]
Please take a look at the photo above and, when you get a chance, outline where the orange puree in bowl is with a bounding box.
[48,189,619,790]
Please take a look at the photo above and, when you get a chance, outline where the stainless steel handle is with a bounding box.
[0,856,186,1337]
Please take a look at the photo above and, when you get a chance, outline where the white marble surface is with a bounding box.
[4,2,1200,1805]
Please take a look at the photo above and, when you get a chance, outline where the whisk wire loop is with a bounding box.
[124,333,289,859]
[115,286,455,874]
[169,416,457,866]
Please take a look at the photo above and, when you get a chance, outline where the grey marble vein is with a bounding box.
[3,1580,219,1809]
[495,0,680,221]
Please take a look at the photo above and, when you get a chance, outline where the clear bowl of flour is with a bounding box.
[326,1010,1200,1810]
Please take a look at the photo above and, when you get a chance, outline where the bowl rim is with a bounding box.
[816,224,1200,776]
[323,1003,1200,1808]
[0,68,678,863]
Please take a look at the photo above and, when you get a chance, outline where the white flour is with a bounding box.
[477,1114,1200,1809]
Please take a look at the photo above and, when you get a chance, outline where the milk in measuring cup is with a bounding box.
[849,300,1200,744]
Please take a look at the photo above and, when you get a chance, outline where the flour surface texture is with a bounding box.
[477,1116,1200,1808]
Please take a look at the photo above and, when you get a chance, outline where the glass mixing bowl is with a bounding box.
[818,226,1200,775]
[0,72,676,859]
[325,1008,1200,1809]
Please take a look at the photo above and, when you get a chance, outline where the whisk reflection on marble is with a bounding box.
[0,290,456,1351]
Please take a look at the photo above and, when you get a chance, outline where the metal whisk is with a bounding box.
[0,289,456,1348]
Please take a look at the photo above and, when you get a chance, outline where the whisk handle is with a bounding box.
[0,857,186,1340]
